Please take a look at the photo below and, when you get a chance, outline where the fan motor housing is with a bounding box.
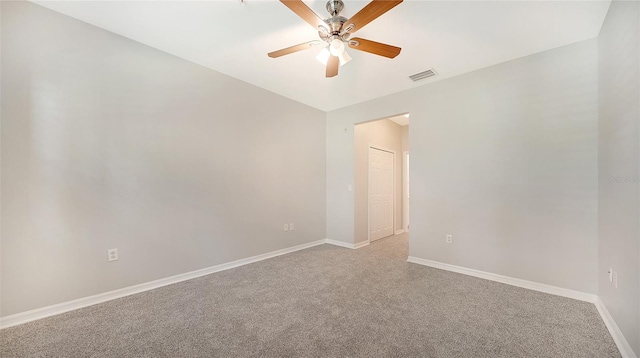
[325,16,347,34]
[324,0,347,33]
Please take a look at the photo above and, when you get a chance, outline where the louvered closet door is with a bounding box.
[369,147,394,242]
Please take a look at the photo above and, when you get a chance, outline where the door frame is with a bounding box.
[367,145,395,244]
[403,150,410,233]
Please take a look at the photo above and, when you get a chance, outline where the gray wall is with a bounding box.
[354,119,403,244]
[1,2,326,317]
[598,0,640,355]
[327,39,599,294]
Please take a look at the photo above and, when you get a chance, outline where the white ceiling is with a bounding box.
[33,0,611,112]
[388,114,409,126]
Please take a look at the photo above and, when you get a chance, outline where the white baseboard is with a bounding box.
[595,297,638,358]
[406,256,597,303]
[395,229,404,235]
[0,239,326,329]
[408,257,635,357]
[5,242,632,358]
[325,239,370,250]
[324,239,354,249]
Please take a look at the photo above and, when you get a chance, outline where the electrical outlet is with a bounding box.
[446,235,453,244]
[284,224,289,231]
[614,271,618,288]
[290,223,295,231]
[609,268,613,282]
[108,248,118,262]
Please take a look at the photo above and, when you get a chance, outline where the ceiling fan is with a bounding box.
[268,0,403,78]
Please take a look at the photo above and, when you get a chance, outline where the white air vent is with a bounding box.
[409,69,437,81]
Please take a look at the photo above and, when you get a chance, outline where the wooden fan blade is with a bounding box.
[268,41,320,58]
[348,38,401,58]
[343,0,402,34]
[326,55,339,78]
[280,0,327,31]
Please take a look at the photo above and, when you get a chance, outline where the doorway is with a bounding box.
[369,147,395,242]
[353,113,409,247]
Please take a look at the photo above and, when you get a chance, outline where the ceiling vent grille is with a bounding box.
[409,69,437,81]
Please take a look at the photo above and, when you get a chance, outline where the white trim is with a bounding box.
[594,297,638,358]
[406,256,597,303]
[325,239,355,249]
[6,241,630,358]
[408,257,635,357]
[394,229,404,235]
[325,239,370,250]
[0,239,326,329]
[402,150,409,233]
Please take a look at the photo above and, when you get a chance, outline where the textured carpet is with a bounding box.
[1,234,620,357]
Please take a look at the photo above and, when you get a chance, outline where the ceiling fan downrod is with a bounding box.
[323,0,349,40]
[326,0,344,17]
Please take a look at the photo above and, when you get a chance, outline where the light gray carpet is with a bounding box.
[1,234,620,357]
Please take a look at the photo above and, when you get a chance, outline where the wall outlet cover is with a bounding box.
[108,249,118,262]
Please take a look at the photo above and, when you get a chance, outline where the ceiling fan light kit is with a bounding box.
[268,0,403,78]
[316,47,352,67]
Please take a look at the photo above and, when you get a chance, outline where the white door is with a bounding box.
[369,147,394,242]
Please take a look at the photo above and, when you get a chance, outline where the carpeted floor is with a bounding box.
[0,234,620,357]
